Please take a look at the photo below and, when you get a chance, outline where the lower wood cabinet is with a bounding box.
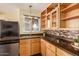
[41,39,73,56]
[20,39,73,56]
[41,39,46,56]
[46,41,56,56]
[20,39,30,56]
[20,38,40,56]
[46,48,55,56]
[57,48,72,56]
[31,38,40,55]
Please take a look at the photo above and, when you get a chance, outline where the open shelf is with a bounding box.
[61,15,79,21]
[60,3,79,29]
[61,3,79,13]
[60,20,67,28]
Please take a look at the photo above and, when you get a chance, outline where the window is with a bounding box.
[32,18,39,32]
[23,15,40,32]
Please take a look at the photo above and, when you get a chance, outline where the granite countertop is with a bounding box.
[20,33,43,39]
[43,37,76,56]
[43,35,79,56]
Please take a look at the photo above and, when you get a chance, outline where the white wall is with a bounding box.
[0,8,20,21]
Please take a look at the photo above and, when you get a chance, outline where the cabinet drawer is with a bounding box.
[20,39,30,45]
[31,39,40,43]
[20,45,30,50]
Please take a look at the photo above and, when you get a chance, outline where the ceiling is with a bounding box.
[0,3,49,15]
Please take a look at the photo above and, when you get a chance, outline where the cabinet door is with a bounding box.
[41,39,46,56]
[31,38,40,55]
[57,48,72,56]
[20,39,30,56]
[46,48,55,56]
[46,41,56,56]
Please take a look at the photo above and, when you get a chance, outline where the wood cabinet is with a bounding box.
[46,48,55,56]
[20,38,73,56]
[20,38,41,56]
[31,38,40,55]
[60,3,79,29]
[20,39,30,56]
[41,10,47,30]
[57,48,72,56]
[46,42,56,56]
[41,39,73,56]
[41,3,60,30]
[41,3,79,30]
[41,39,46,56]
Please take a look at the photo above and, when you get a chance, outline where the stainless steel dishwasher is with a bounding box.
[0,41,19,56]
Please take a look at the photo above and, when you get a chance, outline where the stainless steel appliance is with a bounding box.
[0,41,19,56]
[0,20,19,56]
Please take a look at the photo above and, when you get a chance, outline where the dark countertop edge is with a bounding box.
[20,36,42,39]
[20,32,43,36]
[42,38,77,56]
[0,39,19,45]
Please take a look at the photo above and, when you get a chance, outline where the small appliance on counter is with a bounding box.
[0,20,19,56]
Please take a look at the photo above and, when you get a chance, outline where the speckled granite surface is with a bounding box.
[43,30,79,55]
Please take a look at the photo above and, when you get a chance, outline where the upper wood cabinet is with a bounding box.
[41,9,47,30]
[60,3,79,29]
[41,3,60,30]
[41,3,79,30]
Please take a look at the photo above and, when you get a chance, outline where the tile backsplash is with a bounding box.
[44,30,79,39]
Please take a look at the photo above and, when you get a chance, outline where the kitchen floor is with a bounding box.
[33,53,42,56]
